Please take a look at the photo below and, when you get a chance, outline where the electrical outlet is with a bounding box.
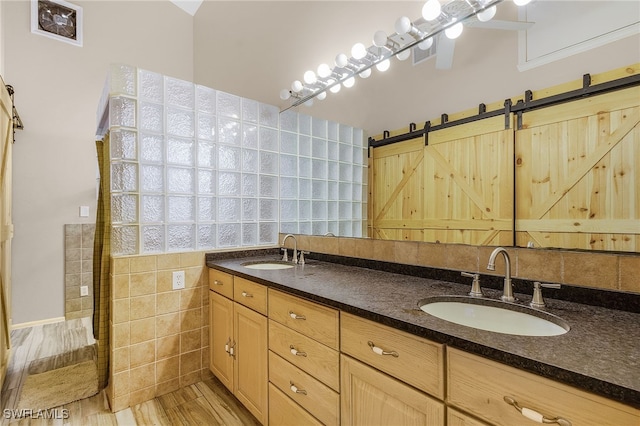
[172,270,185,290]
[80,286,89,296]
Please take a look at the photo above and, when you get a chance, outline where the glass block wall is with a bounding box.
[101,64,367,255]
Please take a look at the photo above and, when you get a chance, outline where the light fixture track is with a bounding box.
[281,0,526,112]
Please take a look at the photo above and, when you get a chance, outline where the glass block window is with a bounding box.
[105,64,367,255]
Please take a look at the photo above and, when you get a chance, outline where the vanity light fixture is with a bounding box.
[280,0,532,110]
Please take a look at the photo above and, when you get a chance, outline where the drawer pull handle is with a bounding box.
[241,291,253,298]
[289,345,307,357]
[504,396,571,426]
[368,341,399,357]
[289,311,306,320]
[229,341,236,357]
[224,338,231,353]
[290,381,307,395]
[213,280,223,286]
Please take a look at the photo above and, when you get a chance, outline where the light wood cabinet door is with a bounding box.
[447,407,490,426]
[235,302,268,425]
[209,291,234,392]
[341,355,445,426]
[447,348,640,426]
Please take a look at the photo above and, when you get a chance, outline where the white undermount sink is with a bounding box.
[242,261,294,270]
[418,296,569,336]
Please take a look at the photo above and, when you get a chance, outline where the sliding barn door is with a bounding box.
[371,116,514,245]
[0,76,13,385]
[515,87,640,252]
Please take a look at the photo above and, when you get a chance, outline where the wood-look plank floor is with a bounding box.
[1,319,260,426]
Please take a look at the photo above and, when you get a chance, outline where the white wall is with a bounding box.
[193,1,640,136]
[5,0,194,325]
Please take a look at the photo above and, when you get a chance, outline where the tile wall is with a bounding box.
[64,224,95,319]
[285,234,640,293]
[107,251,212,412]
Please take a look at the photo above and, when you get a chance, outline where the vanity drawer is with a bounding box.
[340,312,445,399]
[269,383,322,426]
[268,289,339,349]
[447,348,640,426]
[269,320,339,391]
[209,269,233,298]
[233,277,267,315]
[269,351,339,426]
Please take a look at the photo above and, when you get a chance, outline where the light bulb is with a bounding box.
[291,80,303,92]
[397,49,411,61]
[343,76,355,88]
[376,59,390,72]
[394,16,412,35]
[317,63,332,78]
[445,22,463,39]
[335,53,348,68]
[513,0,531,5]
[303,70,317,85]
[422,0,441,21]
[317,91,327,100]
[279,89,291,100]
[360,68,372,78]
[304,98,314,107]
[418,37,433,50]
[477,5,496,22]
[329,83,341,93]
[351,43,367,60]
[373,30,388,47]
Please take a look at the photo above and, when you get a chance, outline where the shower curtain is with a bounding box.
[93,133,111,390]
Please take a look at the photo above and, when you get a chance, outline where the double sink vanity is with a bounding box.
[206,246,640,425]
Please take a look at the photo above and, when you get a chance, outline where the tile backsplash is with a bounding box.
[64,224,95,319]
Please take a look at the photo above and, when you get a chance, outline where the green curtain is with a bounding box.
[93,134,111,390]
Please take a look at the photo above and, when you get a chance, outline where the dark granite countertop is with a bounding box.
[206,253,640,408]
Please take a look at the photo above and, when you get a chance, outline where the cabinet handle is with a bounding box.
[504,396,572,426]
[213,280,223,286]
[241,291,253,298]
[289,345,307,357]
[229,341,236,358]
[367,341,399,357]
[224,338,231,353]
[289,381,307,395]
[289,311,306,320]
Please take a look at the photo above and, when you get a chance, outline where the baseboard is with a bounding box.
[11,316,66,330]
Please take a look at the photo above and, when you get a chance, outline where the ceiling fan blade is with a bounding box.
[436,35,455,70]
[466,19,535,31]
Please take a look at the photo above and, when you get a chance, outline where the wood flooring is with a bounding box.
[1,318,260,425]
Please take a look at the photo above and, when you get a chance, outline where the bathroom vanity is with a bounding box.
[207,252,640,425]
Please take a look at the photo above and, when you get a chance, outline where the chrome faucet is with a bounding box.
[282,234,298,263]
[487,247,514,302]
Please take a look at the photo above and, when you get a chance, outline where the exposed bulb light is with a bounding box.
[513,0,531,5]
[477,5,496,22]
[394,16,412,35]
[418,37,433,50]
[317,91,327,100]
[304,98,314,107]
[445,22,463,39]
[291,80,303,93]
[303,70,317,84]
[360,68,372,78]
[376,59,390,72]
[373,30,388,47]
[279,89,291,100]
[422,0,441,21]
[335,53,348,68]
[329,83,341,93]
[317,63,332,78]
[351,42,367,60]
[396,49,411,61]
[343,76,355,88]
